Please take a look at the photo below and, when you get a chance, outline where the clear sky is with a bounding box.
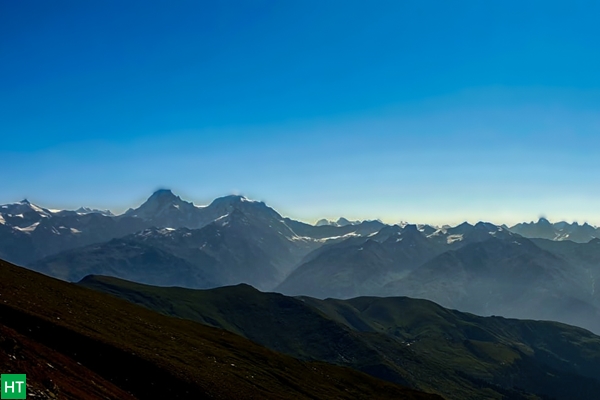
[2,1,600,225]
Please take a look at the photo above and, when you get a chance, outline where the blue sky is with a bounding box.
[2,1,599,225]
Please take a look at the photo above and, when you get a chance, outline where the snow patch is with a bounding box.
[29,203,49,215]
[14,222,40,232]
[447,234,464,244]
[317,232,362,242]
[428,228,447,237]
[215,213,229,224]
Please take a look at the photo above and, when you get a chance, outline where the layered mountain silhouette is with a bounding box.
[80,274,600,400]
[2,190,600,335]
[22,191,382,290]
[511,217,600,242]
[276,224,446,298]
[0,258,438,399]
[4,190,600,398]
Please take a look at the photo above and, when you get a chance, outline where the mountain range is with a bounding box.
[510,217,600,243]
[3,190,600,398]
[2,190,600,334]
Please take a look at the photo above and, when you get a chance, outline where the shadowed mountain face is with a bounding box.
[382,236,600,334]
[79,275,600,400]
[28,208,320,290]
[276,222,519,299]
[275,221,600,334]
[531,238,600,305]
[28,237,220,289]
[276,224,446,298]
[0,258,440,400]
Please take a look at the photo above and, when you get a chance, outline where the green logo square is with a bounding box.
[1,374,26,399]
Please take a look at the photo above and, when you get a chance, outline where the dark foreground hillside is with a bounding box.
[0,258,440,400]
[80,275,600,400]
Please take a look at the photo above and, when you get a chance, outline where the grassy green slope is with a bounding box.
[80,274,600,400]
[304,296,600,399]
[0,259,441,400]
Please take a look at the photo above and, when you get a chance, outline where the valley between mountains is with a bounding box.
[1,190,600,399]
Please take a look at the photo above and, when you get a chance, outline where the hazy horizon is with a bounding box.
[2,2,599,226]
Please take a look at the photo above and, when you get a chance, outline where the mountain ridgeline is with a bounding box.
[1,191,599,335]
[79,275,600,400]
[0,258,439,399]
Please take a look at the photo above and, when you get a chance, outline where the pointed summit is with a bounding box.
[403,223,419,233]
[336,217,352,226]
[149,189,178,200]
[336,217,360,227]
[474,221,498,230]
[124,189,197,227]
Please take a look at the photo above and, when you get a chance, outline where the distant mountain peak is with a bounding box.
[145,189,186,205]
[210,194,255,206]
[314,217,361,227]
[149,188,178,199]
[403,223,419,232]
[336,217,351,226]
[124,189,194,222]
[474,221,498,230]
